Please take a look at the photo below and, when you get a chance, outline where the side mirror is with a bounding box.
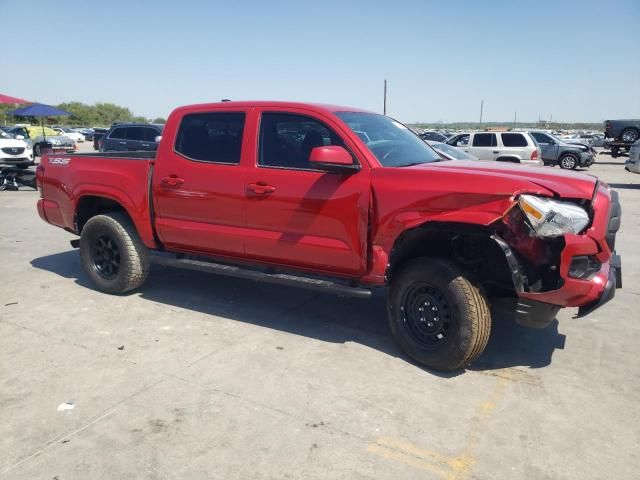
[309,146,360,173]
[154,136,162,143]
[16,135,25,140]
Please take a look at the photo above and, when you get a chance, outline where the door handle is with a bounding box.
[119,141,126,145]
[161,175,184,187]
[248,182,276,195]
[492,150,499,154]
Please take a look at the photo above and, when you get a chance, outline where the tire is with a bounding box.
[388,258,491,371]
[621,128,639,143]
[33,144,41,157]
[15,163,30,169]
[611,147,619,158]
[559,153,578,170]
[79,212,149,294]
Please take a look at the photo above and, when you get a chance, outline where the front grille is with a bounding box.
[606,190,621,251]
[2,147,25,155]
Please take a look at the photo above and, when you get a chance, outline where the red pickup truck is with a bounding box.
[36,101,622,371]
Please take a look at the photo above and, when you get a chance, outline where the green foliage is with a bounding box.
[152,117,167,124]
[0,101,156,127]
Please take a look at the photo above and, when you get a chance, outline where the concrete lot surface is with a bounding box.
[1,148,639,479]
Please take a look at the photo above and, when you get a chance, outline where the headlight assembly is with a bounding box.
[519,194,589,237]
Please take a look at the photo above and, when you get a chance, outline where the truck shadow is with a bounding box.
[31,250,566,375]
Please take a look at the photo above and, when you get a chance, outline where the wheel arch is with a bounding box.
[495,156,521,163]
[387,221,518,297]
[74,193,156,248]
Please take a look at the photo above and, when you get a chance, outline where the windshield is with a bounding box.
[0,130,12,139]
[335,112,442,167]
[429,141,474,160]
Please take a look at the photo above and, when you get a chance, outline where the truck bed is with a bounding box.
[37,151,156,247]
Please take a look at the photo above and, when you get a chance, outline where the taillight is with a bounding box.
[531,149,539,161]
[35,164,45,197]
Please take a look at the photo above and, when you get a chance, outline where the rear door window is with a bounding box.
[501,133,528,147]
[175,112,245,164]
[472,133,496,147]
[126,127,144,141]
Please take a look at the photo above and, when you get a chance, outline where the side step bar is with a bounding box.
[149,252,372,299]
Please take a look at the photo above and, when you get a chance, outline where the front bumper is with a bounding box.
[517,184,621,314]
[0,156,31,165]
[576,255,621,317]
[579,152,594,167]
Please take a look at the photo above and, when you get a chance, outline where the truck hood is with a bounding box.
[411,160,597,199]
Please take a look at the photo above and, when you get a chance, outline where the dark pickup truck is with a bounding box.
[36,101,622,371]
[604,119,640,143]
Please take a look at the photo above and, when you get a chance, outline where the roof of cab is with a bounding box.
[172,101,374,115]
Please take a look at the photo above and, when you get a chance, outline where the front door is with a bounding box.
[530,132,559,163]
[243,110,370,276]
[152,109,249,256]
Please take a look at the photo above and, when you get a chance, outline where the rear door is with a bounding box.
[243,108,370,276]
[500,133,530,160]
[469,133,498,160]
[152,108,249,256]
[124,126,145,151]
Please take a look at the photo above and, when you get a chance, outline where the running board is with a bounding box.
[149,252,372,299]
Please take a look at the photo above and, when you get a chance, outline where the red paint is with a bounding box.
[38,101,617,310]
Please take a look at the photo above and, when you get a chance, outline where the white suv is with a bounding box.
[446,131,542,166]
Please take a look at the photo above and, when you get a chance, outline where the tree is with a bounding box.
[152,117,166,124]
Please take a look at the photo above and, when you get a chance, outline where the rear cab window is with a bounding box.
[174,112,245,164]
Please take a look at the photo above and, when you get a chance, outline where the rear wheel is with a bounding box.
[559,153,578,170]
[79,212,149,294]
[621,128,639,143]
[388,258,491,371]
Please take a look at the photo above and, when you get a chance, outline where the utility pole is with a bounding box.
[514,111,517,127]
[383,79,387,115]
[479,100,484,126]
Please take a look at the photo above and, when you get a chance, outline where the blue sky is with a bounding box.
[2,0,639,123]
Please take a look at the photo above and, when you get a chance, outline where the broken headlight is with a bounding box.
[519,194,589,237]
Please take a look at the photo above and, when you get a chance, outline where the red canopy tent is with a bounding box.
[0,93,30,104]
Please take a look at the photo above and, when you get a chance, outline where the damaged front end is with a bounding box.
[490,185,621,327]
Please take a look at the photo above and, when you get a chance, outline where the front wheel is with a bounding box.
[33,144,41,157]
[559,154,578,170]
[388,258,491,371]
[79,212,149,294]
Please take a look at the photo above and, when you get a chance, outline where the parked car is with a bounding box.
[527,131,594,169]
[73,128,94,141]
[0,129,32,168]
[419,131,449,142]
[427,141,478,161]
[6,125,75,157]
[604,119,640,143]
[100,123,164,152]
[446,131,542,166]
[36,101,621,371]
[624,140,640,174]
[53,127,85,143]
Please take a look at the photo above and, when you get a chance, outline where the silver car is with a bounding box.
[624,140,640,174]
